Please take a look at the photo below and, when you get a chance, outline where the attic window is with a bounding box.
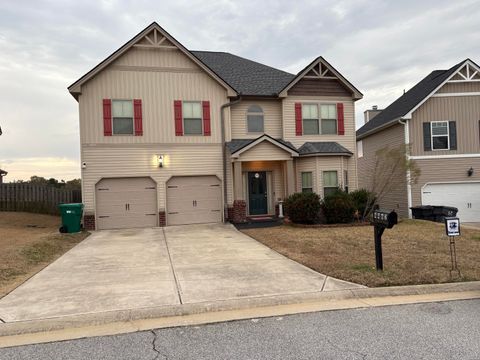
[246,105,264,133]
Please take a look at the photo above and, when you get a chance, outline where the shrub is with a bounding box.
[349,189,376,218]
[321,189,355,224]
[284,192,321,224]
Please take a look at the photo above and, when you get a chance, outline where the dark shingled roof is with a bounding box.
[192,51,295,96]
[356,60,468,139]
[298,142,353,156]
[226,136,297,154]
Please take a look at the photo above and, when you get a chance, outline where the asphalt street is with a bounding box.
[1,299,479,359]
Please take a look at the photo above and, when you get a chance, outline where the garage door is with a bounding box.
[422,182,480,222]
[95,177,158,230]
[167,176,222,226]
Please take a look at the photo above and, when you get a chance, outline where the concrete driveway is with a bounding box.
[0,224,362,322]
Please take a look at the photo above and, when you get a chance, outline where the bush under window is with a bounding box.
[284,192,321,224]
[321,189,355,224]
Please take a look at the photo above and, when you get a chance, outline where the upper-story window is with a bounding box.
[431,121,449,150]
[112,100,134,135]
[246,105,264,133]
[302,104,337,135]
[183,101,203,135]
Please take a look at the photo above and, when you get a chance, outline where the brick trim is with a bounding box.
[83,214,96,231]
[231,200,247,223]
[159,211,166,227]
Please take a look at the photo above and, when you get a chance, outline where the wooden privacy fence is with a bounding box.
[0,184,82,215]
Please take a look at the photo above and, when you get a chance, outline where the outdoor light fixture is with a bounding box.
[157,155,164,168]
[467,167,474,177]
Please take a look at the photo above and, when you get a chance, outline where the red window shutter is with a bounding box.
[102,99,112,136]
[202,101,211,136]
[174,100,183,136]
[133,99,143,136]
[295,103,302,136]
[337,103,345,135]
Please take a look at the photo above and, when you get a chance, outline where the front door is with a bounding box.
[248,171,268,215]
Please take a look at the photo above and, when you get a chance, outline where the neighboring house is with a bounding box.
[357,59,480,221]
[68,22,362,230]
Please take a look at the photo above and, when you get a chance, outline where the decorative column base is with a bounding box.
[159,211,166,227]
[83,214,96,231]
[231,200,247,223]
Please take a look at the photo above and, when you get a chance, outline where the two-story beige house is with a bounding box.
[68,22,362,230]
[357,59,480,222]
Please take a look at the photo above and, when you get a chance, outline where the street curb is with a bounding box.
[0,281,479,343]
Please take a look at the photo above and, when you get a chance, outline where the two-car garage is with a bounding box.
[95,175,222,230]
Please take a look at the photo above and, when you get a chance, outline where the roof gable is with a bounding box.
[356,59,479,139]
[228,135,298,158]
[68,22,236,99]
[278,57,363,99]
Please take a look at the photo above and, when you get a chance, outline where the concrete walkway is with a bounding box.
[0,223,362,322]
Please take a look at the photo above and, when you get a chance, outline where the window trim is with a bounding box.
[323,170,338,197]
[301,171,313,193]
[431,121,450,151]
[112,99,134,136]
[182,101,204,136]
[246,105,265,133]
[357,140,364,158]
[301,102,338,135]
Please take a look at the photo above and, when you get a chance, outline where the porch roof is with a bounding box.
[226,135,298,156]
[298,142,353,156]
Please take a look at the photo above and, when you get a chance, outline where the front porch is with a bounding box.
[227,136,299,223]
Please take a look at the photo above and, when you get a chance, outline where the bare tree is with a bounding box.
[363,144,420,218]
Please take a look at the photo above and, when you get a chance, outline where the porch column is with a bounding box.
[286,159,295,196]
[233,160,243,200]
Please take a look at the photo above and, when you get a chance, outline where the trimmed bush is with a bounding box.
[322,189,355,224]
[349,189,376,218]
[284,192,321,224]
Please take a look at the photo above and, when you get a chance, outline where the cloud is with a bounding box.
[1,0,480,180]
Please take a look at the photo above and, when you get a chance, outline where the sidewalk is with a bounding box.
[0,281,479,348]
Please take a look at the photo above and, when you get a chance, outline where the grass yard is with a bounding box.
[0,212,89,297]
[242,220,480,287]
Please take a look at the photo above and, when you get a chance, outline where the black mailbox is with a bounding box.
[372,209,398,229]
[371,209,397,271]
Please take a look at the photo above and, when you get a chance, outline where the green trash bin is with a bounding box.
[58,203,84,233]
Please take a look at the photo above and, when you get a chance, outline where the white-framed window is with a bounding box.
[301,172,313,193]
[323,171,338,197]
[112,100,134,135]
[431,121,449,150]
[246,105,264,133]
[302,104,319,135]
[357,140,363,158]
[302,103,337,135]
[321,104,337,134]
[183,101,203,135]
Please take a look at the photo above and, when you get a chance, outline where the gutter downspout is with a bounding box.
[221,95,242,222]
[399,118,413,218]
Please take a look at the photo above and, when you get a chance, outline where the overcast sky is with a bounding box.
[1,0,480,181]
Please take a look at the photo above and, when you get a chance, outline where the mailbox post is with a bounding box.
[371,209,398,271]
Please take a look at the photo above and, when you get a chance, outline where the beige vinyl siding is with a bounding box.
[237,141,292,162]
[81,144,223,214]
[411,157,480,206]
[79,47,229,145]
[410,96,480,156]
[357,123,408,217]
[436,82,480,93]
[112,47,198,69]
[295,157,317,193]
[282,95,356,151]
[241,161,285,203]
[296,156,355,198]
[230,100,282,139]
